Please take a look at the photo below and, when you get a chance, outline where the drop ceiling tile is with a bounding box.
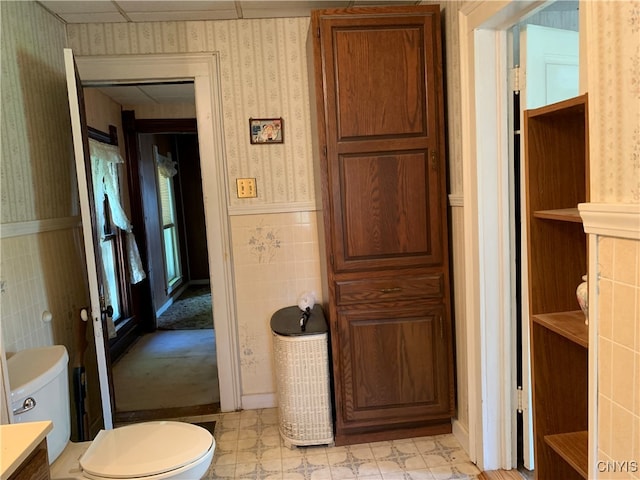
[39,1,118,14]
[56,12,129,23]
[241,1,349,18]
[126,10,240,22]
[141,84,195,103]
[117,1,238,13]
[96,86,153,105]
[39,0,422,24]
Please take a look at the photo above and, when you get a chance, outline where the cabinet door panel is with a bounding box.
[317,8,446,273]
[320,12,441,147]
[333,151,442,271]
[333,26,426,139]
[337,304,451,424]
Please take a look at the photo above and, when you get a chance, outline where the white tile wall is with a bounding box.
[597,237,640,479]
[231,211,323,396]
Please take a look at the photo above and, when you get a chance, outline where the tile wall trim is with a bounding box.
[227,201,317,216]
[578,203,640,240]
[0,216,82,239]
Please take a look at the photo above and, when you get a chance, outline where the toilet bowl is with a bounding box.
[7,345,215,480]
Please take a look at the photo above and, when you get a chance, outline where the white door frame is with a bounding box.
[74,52,242,420]
[458,1,547,471]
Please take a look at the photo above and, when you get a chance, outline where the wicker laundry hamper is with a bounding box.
[271,305,333,448]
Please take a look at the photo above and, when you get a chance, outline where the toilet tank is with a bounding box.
[7,345,71,464]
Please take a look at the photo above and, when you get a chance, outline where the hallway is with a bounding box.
[112,329,219,413]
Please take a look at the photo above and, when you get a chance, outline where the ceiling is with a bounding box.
[93,82,196,107]
[40,0,419,105]
[38,1,419,24]
[46,1,578,106]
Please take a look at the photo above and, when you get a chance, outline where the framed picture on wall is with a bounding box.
[249,117,283,144]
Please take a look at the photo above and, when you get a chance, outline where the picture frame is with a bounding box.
[249,117,283,144]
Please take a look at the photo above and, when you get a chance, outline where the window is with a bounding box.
[155,146,182,292]
[100,195,122,323]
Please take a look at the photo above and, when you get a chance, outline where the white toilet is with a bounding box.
[7,345,215,480]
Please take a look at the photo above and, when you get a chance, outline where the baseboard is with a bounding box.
[241,393,277,410]
[156,297,173,317]
[155,283,190,316]
[189,279,211,286]
[452,418,470,455]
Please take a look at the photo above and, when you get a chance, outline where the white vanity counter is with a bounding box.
[1,420,52,479]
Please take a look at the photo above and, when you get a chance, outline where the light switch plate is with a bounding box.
[236,178,257,198]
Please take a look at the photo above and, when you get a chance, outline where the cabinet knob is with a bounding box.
[431,151,438,171]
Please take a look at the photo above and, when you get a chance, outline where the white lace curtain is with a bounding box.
[89,139,146,337]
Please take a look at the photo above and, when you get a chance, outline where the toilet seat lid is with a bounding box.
[80,421,213,479]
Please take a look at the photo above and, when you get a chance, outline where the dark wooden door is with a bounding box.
[318,8,445,272]
[310,5,453,445]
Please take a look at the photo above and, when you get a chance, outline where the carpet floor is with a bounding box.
[112,329,219,411]
[157,285,213,330]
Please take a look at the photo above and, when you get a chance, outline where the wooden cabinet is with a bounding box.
[8,439,50,480]
[309,5,454,445]
[524,94,589,479]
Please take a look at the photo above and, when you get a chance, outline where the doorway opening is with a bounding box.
[71,51,241,429]
[508,2,579,473]
[84,84,220,422]
[458,0,580,472]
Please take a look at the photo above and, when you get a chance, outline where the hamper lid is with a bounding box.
[270,305,327,336]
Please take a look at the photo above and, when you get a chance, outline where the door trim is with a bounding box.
[458,0,546,471]
[74,52,241,414]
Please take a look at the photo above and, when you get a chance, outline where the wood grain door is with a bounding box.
[316,8,446,272]
[335,303,451,426]
[311,6,453,444]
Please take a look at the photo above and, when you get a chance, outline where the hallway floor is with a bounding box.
[112,329,219,411]
[172,408,482,479]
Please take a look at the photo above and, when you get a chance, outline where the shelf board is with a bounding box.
[532,311,588,348]
[545,431,588,479]
[533,208,582,223]
[527,93,587,119]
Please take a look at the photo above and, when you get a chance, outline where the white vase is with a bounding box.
[576,274,588,324]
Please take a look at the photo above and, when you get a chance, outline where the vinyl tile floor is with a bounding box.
[176,408,481,479]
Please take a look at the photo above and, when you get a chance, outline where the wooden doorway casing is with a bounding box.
[74,52,242,424]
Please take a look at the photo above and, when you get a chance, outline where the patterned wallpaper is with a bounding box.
[437,1,468,431]
[587,1,640,204]
[0,1,85,352]
[0,1,77,224]
[11,4,638,454]
[0,1,98,436]
[67,18,315,210]
[438,1,465,198]
[65,4,471,424]
[586,2,640,477]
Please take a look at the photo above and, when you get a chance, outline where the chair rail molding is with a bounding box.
[0,216,81,238]
[579,203,640,240]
